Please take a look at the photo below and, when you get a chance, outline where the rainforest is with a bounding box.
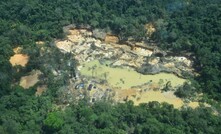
[0,0,221,133]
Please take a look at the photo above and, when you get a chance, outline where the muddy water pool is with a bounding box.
[79,60,185,89]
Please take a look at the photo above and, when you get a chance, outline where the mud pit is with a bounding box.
[80,60,185,89]
[79,60,198,108]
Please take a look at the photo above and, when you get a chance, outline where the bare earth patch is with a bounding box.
[187,102,199,108]
[148,58,160,65]
[55,40,74,53]
[36,41,45,45]
[133,47,153,57]
[10,54,29,67]
[19,70,41,89]
[13,47,22,54]
[164,62,175,68]
[105,35,119,43]
[67,29,87,43]
[10,47,29,67]
[69,29,80,35]
[35,85,47,96]
[115,89,137,101]
[132,90,184,108]
[144,23,156,37]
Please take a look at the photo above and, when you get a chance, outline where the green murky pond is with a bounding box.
[79,60,185,89]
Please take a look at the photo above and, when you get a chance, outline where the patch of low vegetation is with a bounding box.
[175,82,196,99]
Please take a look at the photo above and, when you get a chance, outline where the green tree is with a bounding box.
[43,111,64,132]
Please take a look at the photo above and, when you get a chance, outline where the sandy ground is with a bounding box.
[164,62,175,68]
[35,85,47,96]
[13,47,22,54]
[148,58,160,65]
[115,89,201,109]
[55,40,74,53]
[69,29,80,35]
[10,54,29,67]
[67,29,86,43]
[105,35,119,43]
[36,41,45,45]
[10,47,29,67]
[187,102,199,109]
[115,89,137,101]
[130,90,184,108]
[19,70,41,89]
[133,47,153,56]
[145,23,156,36]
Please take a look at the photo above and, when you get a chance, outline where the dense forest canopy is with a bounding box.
[0,0,221,99]
[0,0,221,133]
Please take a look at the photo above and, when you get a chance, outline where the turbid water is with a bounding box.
[126,90,184,108]
[80,60,185,89]
[79,60,199,109]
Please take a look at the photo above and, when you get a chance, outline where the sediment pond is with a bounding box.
[79,60,200,108]
[80,60,185,89]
